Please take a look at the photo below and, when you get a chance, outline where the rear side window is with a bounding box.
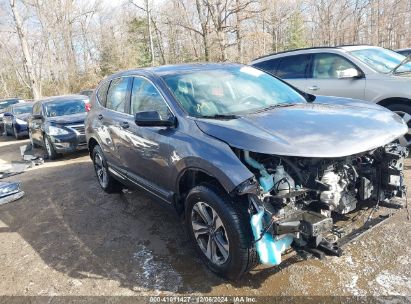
[106,77,130,113]
[276,55,310,79]
[97,80,110,105]
[253,59,280,74]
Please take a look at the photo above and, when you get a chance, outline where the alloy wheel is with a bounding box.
[94,152,108,188]
[191,201,230,265]
[394,111,411,146]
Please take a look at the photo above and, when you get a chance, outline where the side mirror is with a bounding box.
[337,68,361,79]
[134,111,176,127]
[32,114,43,120]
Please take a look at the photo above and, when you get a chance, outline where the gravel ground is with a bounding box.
[0,135,410,298]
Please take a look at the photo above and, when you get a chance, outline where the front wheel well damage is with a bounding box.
[176,169,236,216]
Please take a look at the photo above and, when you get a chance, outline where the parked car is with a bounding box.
[396,48,411,57]
[3,102,34,139]
[85,64,407,279]
[29,95,89,159]
[251,45,411,145]
[0,98,25,133]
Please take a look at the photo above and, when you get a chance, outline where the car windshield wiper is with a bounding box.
[252,103,296,114]
[199,114,239,120]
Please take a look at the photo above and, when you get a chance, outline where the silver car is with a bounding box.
[251,45,411,145]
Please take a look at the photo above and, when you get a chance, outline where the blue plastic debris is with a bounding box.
[250,209,294,266]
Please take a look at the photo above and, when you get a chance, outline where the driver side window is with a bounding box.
[130,77,171,119]
[313,53,358,79]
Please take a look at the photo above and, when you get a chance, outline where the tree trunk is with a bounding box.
[10,0,41,99]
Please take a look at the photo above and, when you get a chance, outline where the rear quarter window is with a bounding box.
[97,80,111,106]
[252,59,280,75]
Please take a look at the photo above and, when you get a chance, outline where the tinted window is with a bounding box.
[312,53,357,79]
[44,100,86,117]
[276,55,310,79]
[0,99,19,110]
[253,59,280,74]
[106,78,129,113]
[97,81,110,105]
[130,77,171,119]
[398,50,411,57]
[13,105,33,115]
[162,66,306,117]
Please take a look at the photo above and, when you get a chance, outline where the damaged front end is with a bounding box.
[236,143,408,265]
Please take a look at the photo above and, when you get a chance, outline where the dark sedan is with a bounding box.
[396,48,411,57]
[3,102,34,139]
[0,98,24,133]
[29,95,89,159]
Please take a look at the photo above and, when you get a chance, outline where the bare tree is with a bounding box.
[9,0,40,99]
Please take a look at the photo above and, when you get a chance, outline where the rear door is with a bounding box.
[306,53,366,99]
[273,54,311,91]
[98,76,132,175]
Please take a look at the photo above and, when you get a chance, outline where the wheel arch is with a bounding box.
[377,97,411,108]
[175,165,249,216]
[88,137,99,158]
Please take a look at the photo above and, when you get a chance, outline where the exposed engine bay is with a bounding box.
[237,143,408,265]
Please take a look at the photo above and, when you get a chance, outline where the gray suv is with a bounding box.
[85,63,407,279]
[251,46,411,145]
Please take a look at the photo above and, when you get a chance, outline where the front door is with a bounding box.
[306,53,366,100]
[120,76,174,202]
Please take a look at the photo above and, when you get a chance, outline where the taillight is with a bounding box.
[85,103,91,112]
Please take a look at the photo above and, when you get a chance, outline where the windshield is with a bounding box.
[0,99,18,111]
[13,105,33,115]
[44,100,86,117]
[350,48,411,74]
[161,66,306,117]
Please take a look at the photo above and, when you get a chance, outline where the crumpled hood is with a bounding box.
[47,112,86,125]
[195,100,407,158]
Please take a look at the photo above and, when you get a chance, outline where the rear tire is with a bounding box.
[185,184,258,280]
[92,145,122,193]
[386,103,411,146]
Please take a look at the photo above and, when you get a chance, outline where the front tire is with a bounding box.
[44,136,59,160]
[92,145,122,193]
[185,184,258,280]
[13,125,21,140]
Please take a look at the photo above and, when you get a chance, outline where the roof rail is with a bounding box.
[252,44,372,61]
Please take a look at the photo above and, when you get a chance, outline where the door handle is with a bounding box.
[308,85,319,91]
[120,121,129,129]
[98,114,104,120]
